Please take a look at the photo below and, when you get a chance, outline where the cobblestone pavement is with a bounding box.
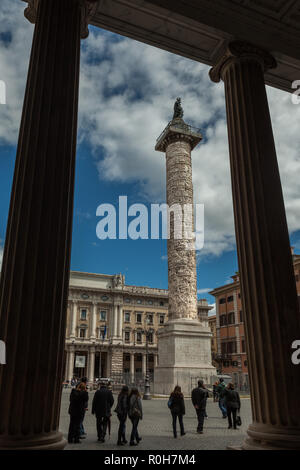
[60,389,251,450]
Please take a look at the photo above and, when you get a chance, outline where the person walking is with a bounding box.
[78,376,88,439]
[168,386,186,438]
[67,382,89,444]
[115,385,129,446]
[191,380,209,434]
[224,383,241,429]
[92,380,114,443]
[128,388,143,446]
[216,378,227,418]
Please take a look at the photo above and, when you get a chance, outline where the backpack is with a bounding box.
[167,396,173,409]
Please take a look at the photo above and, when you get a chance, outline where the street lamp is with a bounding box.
[142,316,153,400]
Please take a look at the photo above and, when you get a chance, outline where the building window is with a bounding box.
[124,312,130,323]
[227,295,234,303]
[228,312,235,325]
[80,309,87,320]
[125,355,130,361]
[137,299,142,304]
[124,298,131,303]
[125,331,130,343]
[240,310,243,323]
[79,328,86,338]
[100,310,106,321]
[159,315,165,325]
[136,332,142,343]
[136,354,142,362]
[219,298,226,304]
[227,341,237,354]
[241,339,246,352]
[148,300,153,305]
[238,293,241,298]
[147,314,153,324]
[148,332,153,343]
[220,314,227,326]
[136,313,142,323]
[160,301,164,306]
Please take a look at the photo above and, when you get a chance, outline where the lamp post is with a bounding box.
[142,317,153,400]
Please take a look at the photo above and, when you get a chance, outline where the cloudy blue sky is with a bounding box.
[0,1,300,312]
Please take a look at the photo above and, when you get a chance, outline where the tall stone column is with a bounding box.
[88,347,95,383]
[67,346,75,382]
[0,0,98,450]
[70,301,78,339]
[130,353,135,383]
[154,100,215,395]
[210,41,300,450]
[90,302,97,340]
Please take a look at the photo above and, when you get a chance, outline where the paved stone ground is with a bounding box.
[60,389,251,450]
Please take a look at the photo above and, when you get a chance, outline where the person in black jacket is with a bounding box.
[115,385,129,445]
[92,381,114,442]
[191,380,209,434]
[168,386,186,438]
[68,383,89,444]
[224,383,241,429]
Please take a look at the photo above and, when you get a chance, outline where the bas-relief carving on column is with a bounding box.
[23,0,100,39]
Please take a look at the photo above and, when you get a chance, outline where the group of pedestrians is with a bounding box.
[168,379,241,437]
[68,379,143,446]
[68,378,241,445]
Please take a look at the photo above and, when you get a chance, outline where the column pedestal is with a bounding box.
[154,320,215,395]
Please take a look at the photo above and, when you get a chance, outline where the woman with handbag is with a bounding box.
[128,388,143,446]
[224,383,241,429]
[114,385,129,446]
[168,385,186,438]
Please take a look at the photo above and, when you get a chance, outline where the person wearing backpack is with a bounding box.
[128,388,143,446]
[191,380,209,434]
[168,385,186,438]
[224,383,241,429]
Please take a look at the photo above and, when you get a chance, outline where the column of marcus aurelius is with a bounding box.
[154,99,215,395]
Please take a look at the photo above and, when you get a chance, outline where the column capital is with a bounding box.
[209,41,277,83]
[22,0,99,39]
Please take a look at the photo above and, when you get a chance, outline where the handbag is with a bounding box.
[236,413,242,426]
[131,397,142,418]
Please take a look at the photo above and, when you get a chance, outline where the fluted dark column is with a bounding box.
[210,41,300,450]
[0,0,82,450]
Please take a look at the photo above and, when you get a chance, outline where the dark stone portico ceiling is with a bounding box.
[90,0,300,93]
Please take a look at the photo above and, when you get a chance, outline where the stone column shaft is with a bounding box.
[0,0,81,450]
[118,305,123,338]
[67,347,75,382]
[166,139,198,320]
[130,353,135,382]
[88,347,95,383]
[210,41,300,450]
[70,301,78,338]
[90,303,97,339]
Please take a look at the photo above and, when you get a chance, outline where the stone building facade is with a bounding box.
[64,271,211,383]
[210,248,300,389]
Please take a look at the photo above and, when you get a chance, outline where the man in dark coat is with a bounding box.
[92,381,114,442]
[68,383,89,444]
[191,380,209,434]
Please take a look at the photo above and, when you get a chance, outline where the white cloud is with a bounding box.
[1,3,299,260]
[208,303,216,317]
[197,288,212,294]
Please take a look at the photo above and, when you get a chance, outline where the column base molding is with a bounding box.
[0,431,66,450]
